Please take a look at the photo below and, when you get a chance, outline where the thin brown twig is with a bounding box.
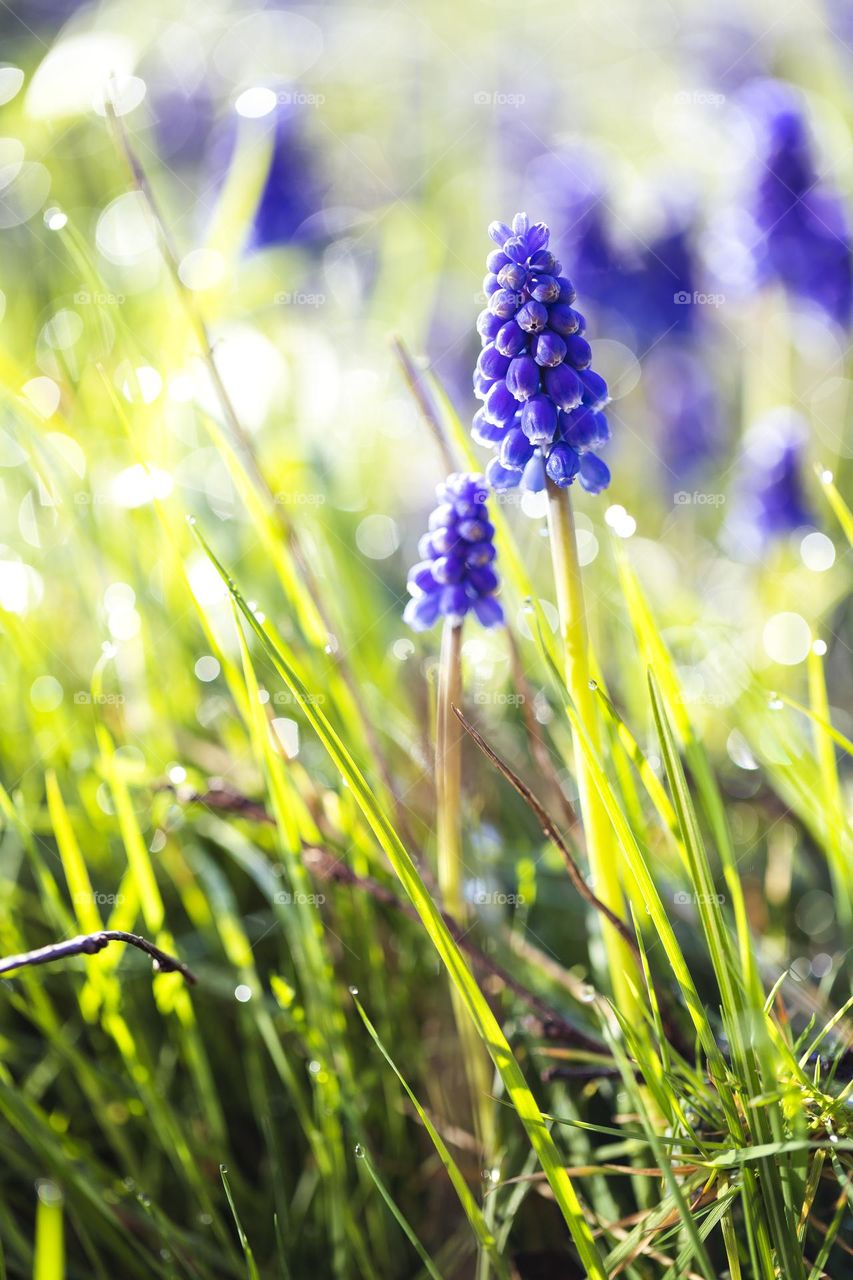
[390,335,456,473]
[0,931,196,984]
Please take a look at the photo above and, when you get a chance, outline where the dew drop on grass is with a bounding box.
[588,679,597,691]
[768,693,783,710]
[348,985,358,996]
[186,515,196,526]
[354,1144,365,1159]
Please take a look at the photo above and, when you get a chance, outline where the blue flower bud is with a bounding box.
[556,277,576,304]
[503,236,528,263]
[532,331,567,367]
[477,344,510,380]
[457,517,494,542]
[473,370,494,399]
[472,409,509,446]
[485,456,522,490]
[521,452,546,492]
[545,443,581,487]
[488,220,513,246]
[516,300,549,333]
[512,212,529,235]
[468,565,499,594]
[527,222,550,253]
[579,368,609,410]
[565,334,592,369]
[495,320,527,357]
[521,394,558,445]
[408,561,438,594]
[483,379,520,425]
[498,262,528,291]
[506,354,541,401]
[403,592,442,632]
[473,595,504,627]
[489,288,521,319]
[486,249,509,273]
[548,304,580,335]
[559,406,598,450]
[500,427,535,471]
[578,452,611,493]
[477,309,503,343]
[483,273,500,296]
[544,363,584,411]
[529,249,558,274]
[530,274,560,303]
[428,503,455,531]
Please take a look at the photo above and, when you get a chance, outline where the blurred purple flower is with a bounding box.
[725,411,813,557]
[644,345,721,483]
[746,80,852,327]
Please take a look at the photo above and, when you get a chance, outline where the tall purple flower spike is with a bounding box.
[404,474,504,632]
[473,213,612,498]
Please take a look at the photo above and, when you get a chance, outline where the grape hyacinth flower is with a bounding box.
[473,213,612,498]
[403,474,503,632]
[747,80,852,328]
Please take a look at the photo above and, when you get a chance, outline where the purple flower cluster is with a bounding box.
[473,213,612,497]
[749,81,852,328]
[404,474,503,631]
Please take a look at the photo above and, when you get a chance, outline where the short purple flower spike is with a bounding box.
[473,212,612,497]
[404,474,504,631]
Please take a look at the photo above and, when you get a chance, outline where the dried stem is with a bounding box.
[0,931,196,984]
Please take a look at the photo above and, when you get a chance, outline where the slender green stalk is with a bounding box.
[436,621,465,918]
[545,479,639,1017]
[436,621,498,1187]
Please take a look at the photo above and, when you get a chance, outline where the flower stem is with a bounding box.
[436,619,498,1165]
[545,479,639,1016]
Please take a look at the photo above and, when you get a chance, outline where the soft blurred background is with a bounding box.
[0,0,850,1276]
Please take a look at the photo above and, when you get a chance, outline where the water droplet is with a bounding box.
[348,985,359,996]
[522,597,534,613]
[768,693,783,711]
[481,1167,500,1184]
[354,1143,365,1159]
[578,984,597,1004]
[186,515,196,526]
[588,679,598,691]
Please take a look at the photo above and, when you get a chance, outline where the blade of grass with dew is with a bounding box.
[220,1167,261,1280]
[193,523,610,1280]
[815,462,853,546]
[356,1146,444,1280]
[352,992,510,1280]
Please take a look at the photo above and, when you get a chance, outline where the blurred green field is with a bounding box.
[0,2,850,1277]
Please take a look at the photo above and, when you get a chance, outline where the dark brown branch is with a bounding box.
[0,931,196,984]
